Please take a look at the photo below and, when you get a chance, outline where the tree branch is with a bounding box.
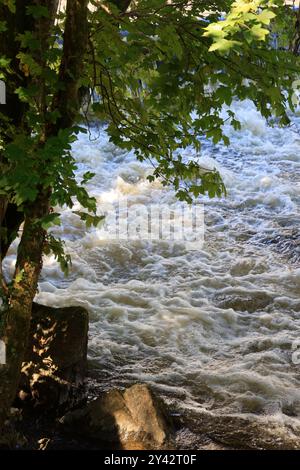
[50,0,89,132]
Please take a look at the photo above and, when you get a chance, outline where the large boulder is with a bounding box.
[60,384,173,449]
[17,303,89,410]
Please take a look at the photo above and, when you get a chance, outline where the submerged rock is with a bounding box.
[261,229,300,264]
[18,303,89,410]
[215,291,272,313]
[60,384,173,450]
[191,412,300,450]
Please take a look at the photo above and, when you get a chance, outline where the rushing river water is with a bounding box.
[6,100,300,448]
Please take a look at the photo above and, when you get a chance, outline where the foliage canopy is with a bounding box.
[0,0,298,271]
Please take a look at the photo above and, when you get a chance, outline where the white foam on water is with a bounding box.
[31,100,300,446]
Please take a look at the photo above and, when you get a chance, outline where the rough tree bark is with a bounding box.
[0,0,89,430]
[0,0,33,262]
[0,193,50,427]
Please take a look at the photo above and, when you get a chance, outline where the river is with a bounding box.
[6,99,300,448]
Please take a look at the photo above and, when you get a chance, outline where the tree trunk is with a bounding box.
[0,193,49,427]
[0,0,89,430]
[0,1,34,261]
[50,0,89,132]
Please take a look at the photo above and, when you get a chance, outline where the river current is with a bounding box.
[5,100,300,448]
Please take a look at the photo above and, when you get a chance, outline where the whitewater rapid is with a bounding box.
[6,100,300,447]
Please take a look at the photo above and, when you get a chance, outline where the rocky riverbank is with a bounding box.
[3,303,297,451]
[0,303,229,450]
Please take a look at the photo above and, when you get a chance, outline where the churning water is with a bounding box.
[6,100,300,448]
